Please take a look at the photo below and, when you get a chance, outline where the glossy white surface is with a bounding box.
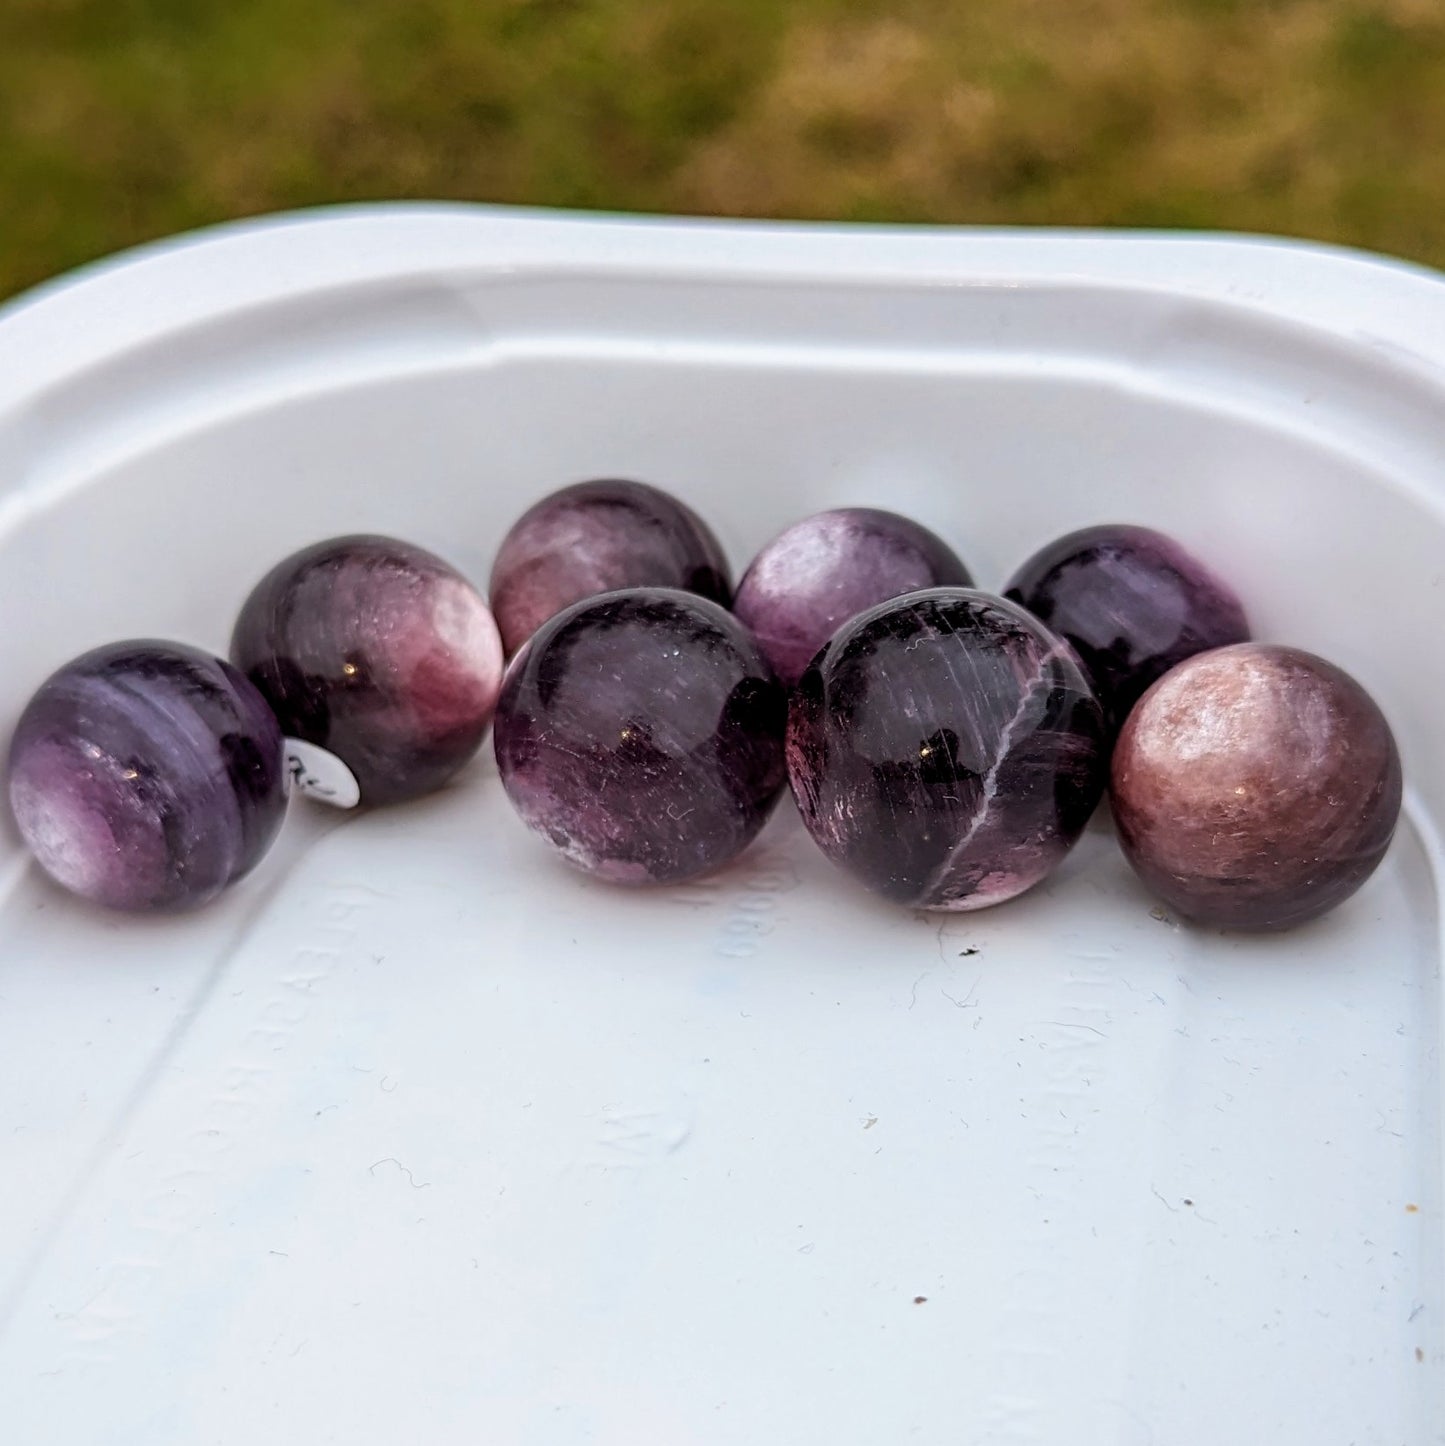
[0,207,1440,1445]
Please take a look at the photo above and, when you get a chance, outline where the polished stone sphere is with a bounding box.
[1111,643,1402,930]
[231,535,503,806]
[1004,523,1249,732]
[494,588,787,885]
[733,507,973,686]
[787,588,1108,911]
[489,480,732,656]
[8,641,286,911]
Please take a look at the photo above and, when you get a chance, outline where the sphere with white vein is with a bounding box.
[786,589,1107,910]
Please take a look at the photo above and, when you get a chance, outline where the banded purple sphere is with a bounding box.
[232,535,504,806]
[733,508,974,687]
[494,588,788,885]
[1112,644,1402,930]
[489,480,732,656]
[787,589,1107,911]
[7,642,286,911]
[1004,524,1250,732]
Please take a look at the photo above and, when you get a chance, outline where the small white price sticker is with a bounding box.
[283,738,362,809]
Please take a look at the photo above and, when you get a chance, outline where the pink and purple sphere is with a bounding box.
[231,535,503,805]
[494,588,787,885]
[787,589,1107,911]
[489,479,732,657]
[733,508,973,687]
[1004,524,1250,732]
[7,641,287,911]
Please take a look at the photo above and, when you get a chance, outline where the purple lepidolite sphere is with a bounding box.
[733,508,973,687]
[1111,643,1402,931]
[489,480,732,656]
[787,589,1107,911]
[7,641,286,911]
[494,588,787,884]
[1004,524,1249,732]
[231,535,503,806]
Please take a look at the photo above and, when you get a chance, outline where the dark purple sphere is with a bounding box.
[494,588,787,885]
[489,480,732,656]
[1003,524,1250,731]
[232,535,503,806]
[7,641,286,911]
[733,508,973,687]
[787,589,1107,911]
[1111,643,1402,931]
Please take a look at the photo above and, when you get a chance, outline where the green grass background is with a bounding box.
[3,0,1445,299]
